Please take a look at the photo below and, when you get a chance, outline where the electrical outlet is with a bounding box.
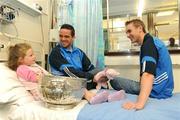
[0,44,4,48]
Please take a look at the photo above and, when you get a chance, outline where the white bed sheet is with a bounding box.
[8,100,88,120]
[0,62,88,120]
[0,104,12,120]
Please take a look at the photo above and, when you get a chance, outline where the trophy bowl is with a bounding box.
[39,75,87,109]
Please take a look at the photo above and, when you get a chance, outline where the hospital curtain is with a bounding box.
[57,0,105,68]
[57,0,73,26]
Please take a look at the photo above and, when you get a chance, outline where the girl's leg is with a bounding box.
[108,90,126,102]
[83,89,109,105]
[83,89,96,102]
[89,91,109,105]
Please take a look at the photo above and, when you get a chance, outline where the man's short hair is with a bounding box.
[125,19,146,33]
[60,24,75,37]
[169,37,175,46]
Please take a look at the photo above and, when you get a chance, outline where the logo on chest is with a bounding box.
[66,56,81,63]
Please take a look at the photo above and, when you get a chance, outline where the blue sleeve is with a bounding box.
[49,46,94,80]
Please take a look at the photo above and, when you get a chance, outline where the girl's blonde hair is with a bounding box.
[7,43,32,71]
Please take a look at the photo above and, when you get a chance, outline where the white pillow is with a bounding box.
[0,63,33,105]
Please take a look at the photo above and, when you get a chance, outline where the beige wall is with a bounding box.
[105,55,180,93]
[0,0,50,67]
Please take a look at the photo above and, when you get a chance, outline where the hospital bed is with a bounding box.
[0,63,180,120]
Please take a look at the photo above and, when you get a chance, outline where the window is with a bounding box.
[103,0,179,52]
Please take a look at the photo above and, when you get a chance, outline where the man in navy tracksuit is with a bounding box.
[49,24,126,104]
[110,19,174,110]
[49,24,98,90]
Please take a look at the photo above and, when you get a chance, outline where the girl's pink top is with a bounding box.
[16,64,49,100]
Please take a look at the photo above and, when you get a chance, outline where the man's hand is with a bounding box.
[122,72,154,111]
[122,101,144,110]
[93,70,106,82]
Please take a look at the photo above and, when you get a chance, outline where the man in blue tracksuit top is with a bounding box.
[49,24,127,104]
[110,19,174,110]
[49,24,99,90]
[49,24,124,105]
[49,43,95,80]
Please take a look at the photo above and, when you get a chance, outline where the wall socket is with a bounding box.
[0,44,4,48]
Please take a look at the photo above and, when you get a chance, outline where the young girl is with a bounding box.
[7,43,125,104]
[7,43,49,100]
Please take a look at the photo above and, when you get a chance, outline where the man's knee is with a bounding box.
[110,80,122,90]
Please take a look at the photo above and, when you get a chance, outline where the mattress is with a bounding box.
[2,91,179,120]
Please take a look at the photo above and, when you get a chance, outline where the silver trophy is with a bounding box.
[39,75,87,109]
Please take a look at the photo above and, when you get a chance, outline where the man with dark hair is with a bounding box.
[168,37,178,47]
[110,19,174,110]
[49,24,125,104]
[49,24,97,89]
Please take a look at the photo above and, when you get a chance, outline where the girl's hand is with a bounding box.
[93,70,106,82]
[36,73,42,81]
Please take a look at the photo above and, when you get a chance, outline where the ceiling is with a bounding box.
[102,0,177,17]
